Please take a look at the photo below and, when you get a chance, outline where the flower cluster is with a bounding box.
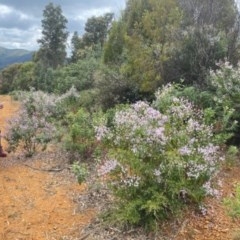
[5,90,61,156]
[95,125,110,141]
[96,83,223,228]
[98,159,120,176]
[121,175,141,187]
[208,61,240,141]
[203,181,220,198]
[97,101,168,158]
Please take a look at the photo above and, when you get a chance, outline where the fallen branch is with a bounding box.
[22,163,69,172]
[79,233,91,240]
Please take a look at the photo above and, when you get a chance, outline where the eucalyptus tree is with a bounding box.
[171,0,240,86]
[121,0,182,93]
[70,31,82,63]
[37,2,68,69]
[70,13,114,62]
[83,13,114,48]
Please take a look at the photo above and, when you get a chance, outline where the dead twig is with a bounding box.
[22,163,69,172]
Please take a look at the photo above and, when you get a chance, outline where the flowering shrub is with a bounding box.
[6,109,55,156]
[96,84,223,230]
[5,88,80,156]
[151,82,236,144]
[5,91,58,156]
[209,61,240,104]
[208,61,240,142]
[57,85,81,113]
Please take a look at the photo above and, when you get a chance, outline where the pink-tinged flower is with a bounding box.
[203,181,220,198]
[122,175,141,187]
[95,125,109,141]
[98,159,120,176]
[179,146,191,156]
[153,169,161,177]
[155,127,165,138]
[199,205,207,216]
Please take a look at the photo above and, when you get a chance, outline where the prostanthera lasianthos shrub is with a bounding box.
[96,84,224,231]
[208,61,240,142]
[5,87,80,157]
[152,82,236,145]
[5,91,58,156]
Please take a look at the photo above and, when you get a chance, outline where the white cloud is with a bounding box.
[0,4,12,15]
[0,1,126,50]
[19,12,32,20]
[0,4,33,20]
[73,7,112,21]
[0,27,41,50]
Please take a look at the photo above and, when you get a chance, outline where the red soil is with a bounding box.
[0,96,95,240]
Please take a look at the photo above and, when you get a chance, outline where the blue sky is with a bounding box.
[0,0,126,51]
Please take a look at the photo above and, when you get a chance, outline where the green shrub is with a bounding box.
[208,61,240,142]
[96,84,223,230]
[64,108,98,160]
[225,146,239,166]
[224,184,240,219]
[155,82,236,145]
[71,161,88,184]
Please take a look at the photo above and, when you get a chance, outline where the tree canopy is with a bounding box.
[37,2,68,69]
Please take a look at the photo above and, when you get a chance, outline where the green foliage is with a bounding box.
[83,13,114,48]
[151,82,235,144]
[169,0,240,85]
[94,65,141,110]
[57,85,81,114]
[76,89,98,111]
[96,84,223,230]
[225,145,239,166]
[37,2,68,69]
[70,13,113,63]
[123,0,151,33]
[71,161,88,184]
[12,62,35,91]
[0,63,22,93]
[121,0,182,94]
[32,63,55,92]
[208,61,240,142]
[65,108,97,160]
[103,20,126,65]
[70,31,82,63]
[171,26,228,86]
[224,184,240,219]
[52,55,100,94]
[102,0,240,97]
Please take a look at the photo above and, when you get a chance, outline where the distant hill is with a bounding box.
[0,47,34,70]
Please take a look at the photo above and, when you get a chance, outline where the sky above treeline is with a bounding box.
[0,0,126,51]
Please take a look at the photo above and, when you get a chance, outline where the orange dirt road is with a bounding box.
[0,96,95,240]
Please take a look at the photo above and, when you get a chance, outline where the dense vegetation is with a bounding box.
[2,0,240,232]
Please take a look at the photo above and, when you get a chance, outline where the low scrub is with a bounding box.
[5,87,80,156]
[64,108,98,161]
[96,84,224,230]
[224,183,240,219]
